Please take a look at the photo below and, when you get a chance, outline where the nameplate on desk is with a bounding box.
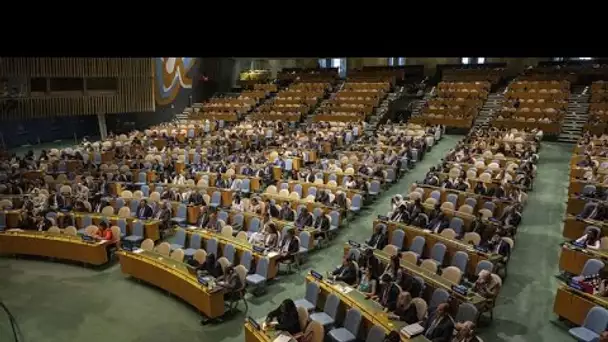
[568,279,584,291]
[348,240,361,248]
[247,316,261,330]
[310,270,323,281]
[253,245,266,254]
[572,241,587,249]
[473,246,488,254]
[451,285,468,296]
[81,235,96,243]
[377,215,389,221]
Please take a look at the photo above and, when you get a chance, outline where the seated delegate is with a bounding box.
[423,303,454,342]
[388,291,418,324]
[575,228,601,249]
[264,299,302,335]
[330,256,358,285]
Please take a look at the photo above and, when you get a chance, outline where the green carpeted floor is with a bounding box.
[0,136,575,342]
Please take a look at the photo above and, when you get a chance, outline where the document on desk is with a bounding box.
[133,248,144,254]
[267,251,279,258]
[272,333,296,342]
[186,225,198,230]
[340,286,354,294]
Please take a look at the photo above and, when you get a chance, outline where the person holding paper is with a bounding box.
[265,299,302,335]
[452,321,481,342]
[95,221,115,241]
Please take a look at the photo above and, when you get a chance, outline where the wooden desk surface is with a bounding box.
[118,250,225,318]
[0,230,111,265]
[563,215,608,240]
[559,242,608,275]
[554,283,608,326]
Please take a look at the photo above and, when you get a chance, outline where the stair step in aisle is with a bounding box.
[558,90,590,143]
[472,89,505,129]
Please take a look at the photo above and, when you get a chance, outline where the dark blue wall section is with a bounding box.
[0,116,99,148]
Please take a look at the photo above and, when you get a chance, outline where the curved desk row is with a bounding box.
[0,230,112,265]
[117,250,225,318]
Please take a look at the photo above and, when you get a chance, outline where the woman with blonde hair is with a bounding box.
[388,291,418,324]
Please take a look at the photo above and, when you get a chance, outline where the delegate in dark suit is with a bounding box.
[423,303,454,342]
[331,258,358,285]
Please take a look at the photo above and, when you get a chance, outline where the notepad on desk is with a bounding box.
[401,323,424,338]
[133,248,144,254]
[272,333,296,342]
[267,251,279,258]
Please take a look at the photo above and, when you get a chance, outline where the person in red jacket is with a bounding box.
[95,221,114,241]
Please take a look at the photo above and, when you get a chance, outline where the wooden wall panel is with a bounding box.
[0,58,155,119]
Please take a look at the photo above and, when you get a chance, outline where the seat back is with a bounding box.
[64,226,77,236]
[255,257,269,278]
[236,231,248,241]
[299,231,311,250]
[440,228,456,240]
[343,308,362,336]
[304,282,320,306]
[365,325,386,342]
[218,257,231,273]
[420,259,438,273]
[401,251,418,264]
[223,244,236,264]
[174,229,186,246]
[449,217,464,235]
[382,244,399,256]
[248,217,260,233]
[141,239,155,251]
[451,251,469,273]
[455,303,479,324]
[193,249,207,264]
[102,206,115,216]
[211,191,221,204]
[240,251,253,271]
[170,248,185,262]
[475,260,494,275]
[412,298,428,321]
[442,266,462,284]
[431,243,447,264]
[189,233,202,249]
[324,293,340,318]
[410,236,425,255]
[463,232,481,246]
[582,258,605,276]
[156,242,170,256]
[583,306,608,334]
[429,288,450,313]
[47,226,61,234]
[206,238,218,256]
[391,229,405,249]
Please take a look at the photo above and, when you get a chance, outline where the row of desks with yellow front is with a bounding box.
[313,114,366,123]
[418,185,511,218]
[410,117,474,129]
[565,195,600,216]
[492,119,561,134]
[181,228,281,279]
[220,209,317,244]
[250,113,302,122]
[343,245,488,312]
[374,220,501,277]
[117,250,226,318]
[554,282,608,326]
[282,180,364,201]
[195,172,262,192]
[148,183,234,208]
[0,230,113,265]
[569,165,608,180]
[312,169,383,187]
[567,179,607,198]
[260,193,342,220]
[559,242,608,275]
[264,148,322,163]
[563,215,608,240]
[56,212,161,241]
[193,113,240,121]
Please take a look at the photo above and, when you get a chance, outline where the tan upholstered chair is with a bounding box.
[141,239,155,251]
[170,248,185,262]
[155,242,171,256]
